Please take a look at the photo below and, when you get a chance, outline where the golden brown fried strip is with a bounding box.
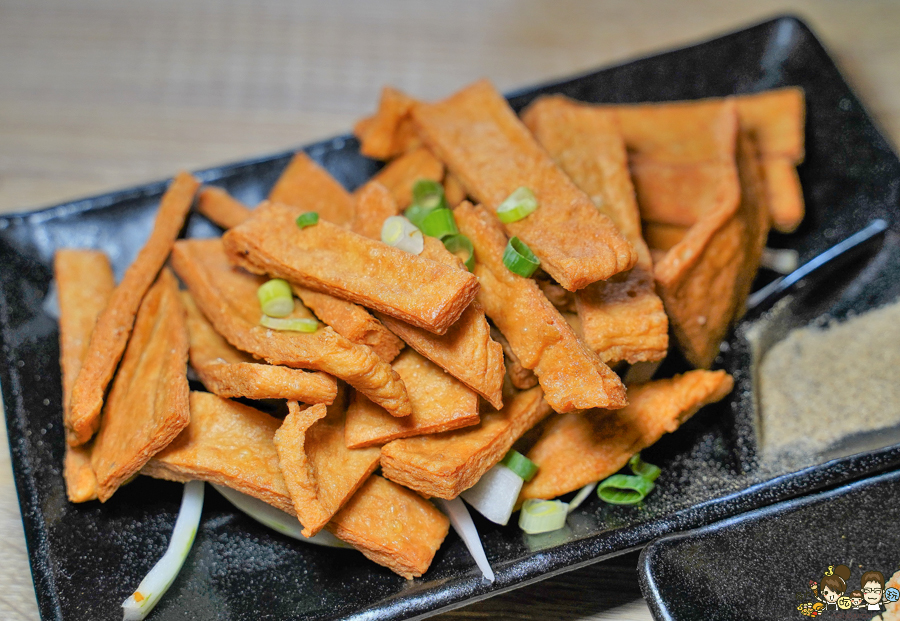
[144,391,295,514]
[268,152,356,227]
[351,181,401,240]
[760,156,805,233]
[171,238,411,417]
[67,171,198,446]
[380,386,552,499]
[735,87,805,161]
[196,186,253,229]
[327,475,449,579]
[55,248,115,502]
[522,95,668,364]
[643,222,689,252]
[411,80,636,291]
[630,161,742,227]
[455,202,627,413]
[183,292,338,403]
[354,87,422,160]
[363,147,444,209]
[521,370,733,501]
[443,172,467,207]
[490,327,537,390]
[223,201,479,334]
[274,398,381,536]
[90,269,190,502]
[345,349,480,448]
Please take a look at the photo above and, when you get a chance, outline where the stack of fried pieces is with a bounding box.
[55,78,803,579]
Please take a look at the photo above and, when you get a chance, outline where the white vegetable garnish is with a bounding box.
[566,483,597,513]
[435,497,495,582]
[121,480,205,621]
[381,215,424,254]
[460,464,523,526]
[212,484,349,548]
[761,247,800,274]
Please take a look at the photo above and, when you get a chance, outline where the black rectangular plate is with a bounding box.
[2,14,899,621]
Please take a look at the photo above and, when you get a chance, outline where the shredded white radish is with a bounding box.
[567,483,597,513]
[435,497,495,582]
[460,464,523,525]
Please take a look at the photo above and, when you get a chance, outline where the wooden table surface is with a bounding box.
[1,1,898,619]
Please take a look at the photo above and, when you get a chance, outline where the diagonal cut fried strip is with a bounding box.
[171,238,411,417]
[196,186,253,229]
[55,249,115,502]
[345,348,480,449]
[223,201,479,334]
[274,397,381,537]
[520,370,733,501]
[351,181,401,241]
[182,291,338,403]
[67,171,198,446]
[411,79,636,291]
[90,269,190,502]
[361,146,444,209]
[353,86,422,160]
[455,202,627,413]
[380,386,552,499]
[268,151,356,227]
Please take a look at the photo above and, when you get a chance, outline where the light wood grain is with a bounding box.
[1,1,898,620]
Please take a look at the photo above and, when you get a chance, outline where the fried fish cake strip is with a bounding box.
[630,161,742,227]
[455,202,627,413]
[521,370,733,501]
[274,398,381,536]
[345,349,480,448]
[171,238,411,417]
[328,475,449,579]
[362,146,444,209]
[183,292,338,403]
[353,86,422,160]
[735,87,805,161]
[522,96,668,364]
[223,201,479,334]
[411,79,636,291]
[55,249,115,502]
[443,172,467,207]
[144,391,295,514]
[758,157,804,233]
[67,171,198,446]
[490,327,537,390]
[380,386,552,499]
[351,181,401,241]
[643,222,689,252]
[196,186,253,229]
[90,269,190,502]
[268,151,356,227]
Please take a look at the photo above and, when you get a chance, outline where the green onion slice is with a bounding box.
[403,203,429,229]
[420,207,459,239]
[412,179,448,212]
[381,215,425,255]
[295,211,319,228]
[502,237,540,277]
[518,499,568,534]
[496,186,538,223]
[256,278,294,318]
[596,474,655,505]
[500,449,538,482]
[442,234,475,271]
[628,453,661,482]
[567,482,598,513]
[259,315,318,333]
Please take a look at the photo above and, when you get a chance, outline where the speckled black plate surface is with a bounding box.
[639,468,900,621]
[2,14,900,621]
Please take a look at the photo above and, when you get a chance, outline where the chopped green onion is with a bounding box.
[460,464,522,526]
[518,499,568,534]
[381,215,424,254]
[496,186,538,223]
[500,449,538,482]
[412,179,448,212]
[295,211,319,228]
[442,234,475,271]
[256,279,294,318]
[567,482,597,513]
[435,497,495,582]
[403,203,429,229]
[502,237,540,277]
[121,481,204,621]
[260,315,318,333]
[596,474,655,505]
[419,207,459,239]
[628,453,661,482]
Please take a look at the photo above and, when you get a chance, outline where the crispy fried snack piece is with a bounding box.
[490,327,537,390]
[345,349,480,448]
[455,202,627,413]
[144,391,295,514]
[274,398,381,536]
[90,269,190,502]
[443,172,467,207]
[411,79,636,291]
[520,370,733,501]
[630,161,742,227]
[353,86,422,160]
[183,292,338,403]
[196,186,253,229]
[522,95,668,364]
[352,181,401,240]
[67,171,198,446]
[55,249,115,502]
[643,222,689,252]
[327,475,449,579]
[363,147,444,209]
[380,386,552,499]
[171,238,411,417]
[655,132,770,368]
[759,156,804,233]
[268,151,356,227]
[223,201,479,334]
[734,87,805,161]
